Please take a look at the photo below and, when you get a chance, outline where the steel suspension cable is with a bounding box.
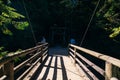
[80,0,101,46]
[22,0,37,45]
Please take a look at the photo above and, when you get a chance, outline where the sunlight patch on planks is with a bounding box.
[36,55,83,80]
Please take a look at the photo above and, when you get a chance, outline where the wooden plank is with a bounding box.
[69,53,89,80]
[23,54,48,80]
[69,53,75,64]
[76,58,99,80]
[69,48,74,53]
[16,47,48,80]
[0,43,48,80]
[69,52,74,59]
[62,56,83,80]
[69,56,88,80]
[40,51,48,63]
[76,64,90,80]
[14,51,42,73]
[0,43,48,66]
[0,75,7,80]
[24,62,41,80]
[0,49,36,66]
[76,52,104,76]
[40,46,44,63]
[17,56,42,80]
[43,47,48,52]
[69,48,74,55]
[42,51,48,60]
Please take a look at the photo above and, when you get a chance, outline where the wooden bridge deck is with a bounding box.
[31,47,83,80]
[1,44,120,80]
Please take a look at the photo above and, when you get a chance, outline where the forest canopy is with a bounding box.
[0,0,120,56]
[0,0,28,35]
[0,0,120,78]
[96,0,120,38]
[0,0,29,56]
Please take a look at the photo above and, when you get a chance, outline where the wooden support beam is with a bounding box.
[74,47,76,65]
[40,46,43,63]
[76,52,104,76]
[69,44,120,79]
[4,61,14,80]
[69,44,120,68]
[0,43,48,79]
[105,62,112,80]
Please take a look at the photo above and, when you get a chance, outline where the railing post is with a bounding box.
[40,46,43,63]
[68,44,70,56]
[105,62,112,80]
[47,44,49,55]
[4,61,14,80]
[74,47,76,65]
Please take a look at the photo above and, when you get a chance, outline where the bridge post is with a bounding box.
[68,44,70,56]
[4,61,14,80]
[105,62,112,80]
[40,46,43,63]
[74,47,76,65]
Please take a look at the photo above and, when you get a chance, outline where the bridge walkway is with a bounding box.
[31,47,83,80]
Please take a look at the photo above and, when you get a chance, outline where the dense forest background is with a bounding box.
[0,0,120,59]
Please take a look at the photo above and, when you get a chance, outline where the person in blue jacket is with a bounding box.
[70,38,76,44]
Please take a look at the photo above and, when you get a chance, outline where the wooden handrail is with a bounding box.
[69,48,105,75]
[69,44,120,67]
[0,43,48,66]
[69,44,120,80]
[0,43,48,80]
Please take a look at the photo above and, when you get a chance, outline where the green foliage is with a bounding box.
[0,47,8,58]
[96,0,120,38]
[13,21,29,30]
[0,47,23,63]
[14,49,22,62]
[2,27,13,35]
[109,27,120,38]
[0,0,30,58]
[0,0,28,35]
[14,57,21,62]
[60,0,75,8]
[0,47,4,50]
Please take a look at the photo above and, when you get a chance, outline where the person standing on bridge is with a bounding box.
[41,37,46,43]
[37,36,46,45]
[70,38,76,45]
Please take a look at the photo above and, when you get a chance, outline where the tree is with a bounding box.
[0,0,29,57]
[0,0,28,35]
[96,0,120,38]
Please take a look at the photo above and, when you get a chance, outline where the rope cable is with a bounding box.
[80,0,101,46]
[22,0,37,45]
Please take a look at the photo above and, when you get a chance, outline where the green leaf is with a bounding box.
[109,27,120,38]
[0,0,28,35]
[2,27,13,35]
[0,47,4,51]
[13,21,29,30]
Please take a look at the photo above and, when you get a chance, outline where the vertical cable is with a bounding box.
[22,0,37,45]
[80,0,101,46]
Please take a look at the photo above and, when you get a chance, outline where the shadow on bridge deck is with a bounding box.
[31,46,83,80]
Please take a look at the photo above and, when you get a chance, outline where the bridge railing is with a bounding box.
[0,43,48,80]
[69,44,120,80]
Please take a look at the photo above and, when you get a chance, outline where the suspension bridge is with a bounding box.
[0,43,120,80]
[0,0,120,80]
